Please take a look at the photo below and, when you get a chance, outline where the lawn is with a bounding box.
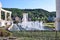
[44,22,55,28]
[12,31,60,40]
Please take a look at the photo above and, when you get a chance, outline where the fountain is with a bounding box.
[9,13,45,31]
[21,13,45,30]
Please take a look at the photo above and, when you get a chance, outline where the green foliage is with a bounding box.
[0,28,12,37]
[3,8,56,22]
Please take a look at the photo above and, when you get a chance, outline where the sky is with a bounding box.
[0,0,56,12]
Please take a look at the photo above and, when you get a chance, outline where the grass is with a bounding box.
[12,31,60,40]
[44,22,55,28]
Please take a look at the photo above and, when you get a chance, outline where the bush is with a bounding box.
[0,28,12,37]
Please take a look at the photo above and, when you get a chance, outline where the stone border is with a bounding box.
[0,37,17,40]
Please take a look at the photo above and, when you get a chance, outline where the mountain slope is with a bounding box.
[3,8,56,21]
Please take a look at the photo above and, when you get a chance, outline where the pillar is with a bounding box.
[0,8,1,20]
[56,0,60,31]
[5,12,7,21]
[9,12,12,20]
[0,2,2,20]
[22,13,28,22]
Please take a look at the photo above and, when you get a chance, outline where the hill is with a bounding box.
[3,8,56,22]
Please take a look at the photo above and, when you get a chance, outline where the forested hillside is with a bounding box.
[3,8,56,22]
